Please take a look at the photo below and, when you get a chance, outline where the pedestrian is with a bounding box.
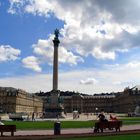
[0,117,4,125]
[32,112,35,121]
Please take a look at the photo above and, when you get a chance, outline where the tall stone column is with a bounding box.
[53,29,60,91]
[44,29,64,118]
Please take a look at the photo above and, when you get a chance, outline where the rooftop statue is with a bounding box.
[54,29,59,39]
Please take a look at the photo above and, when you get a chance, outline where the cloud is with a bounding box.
[21,36,83,72]
[0,45,21,62]
[113,81,122,85]
[5,0,140,93]
[80,78,98,85]
[95,0,140,25]
[113,81,132,86]
[8,0,140,61]
[22,56,42,72]
[24,0,54,17]
[32,39,53,65]
[102,61,140,87]
[1,60,140,94]
[92,47,115,60]
[32,38,84,65]
[126,61,140,68]
[0,74,52,93]
[8,0,25,14]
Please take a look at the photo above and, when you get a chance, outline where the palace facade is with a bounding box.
[1,86,140,114]
[0,87,43,114]
[39,92,118,114]
[45,86,140,114]
[113,86,140,113]
[62,94,115,113]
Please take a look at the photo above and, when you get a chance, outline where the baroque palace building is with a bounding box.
[62,94,115,113]
[0,87,43,114]
[1,86,140,114]
[40,86,140,114]
[113,86,140,113]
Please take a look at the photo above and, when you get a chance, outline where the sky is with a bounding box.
[0,0,140,94]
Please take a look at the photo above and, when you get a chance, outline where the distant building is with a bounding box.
[42,86,140,114]
[0,87,43,114]
[113,86,140,113]
[1,86,140,114]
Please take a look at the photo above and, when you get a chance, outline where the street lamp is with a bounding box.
[95,107,98,115]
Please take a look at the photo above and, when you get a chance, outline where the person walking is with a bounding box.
[32,112,35,121]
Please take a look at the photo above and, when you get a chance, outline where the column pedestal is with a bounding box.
[44,90,65,118]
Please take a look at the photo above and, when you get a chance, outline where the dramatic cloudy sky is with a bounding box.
[0,0,140,94]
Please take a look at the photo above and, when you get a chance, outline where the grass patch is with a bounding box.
[3,120,94,130]
[2,117,140,130]
[55,134,140,140]
[120,117,140,125]
[120,117,140,120]
[4,121,54,130]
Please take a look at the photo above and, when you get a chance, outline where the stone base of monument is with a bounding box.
[44,106,65,118]
[44,90,65,118]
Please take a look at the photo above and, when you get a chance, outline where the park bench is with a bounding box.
[94,121,122,133]
[0,125,16,136]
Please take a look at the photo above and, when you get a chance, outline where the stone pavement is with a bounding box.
[1,124,140,136]
[1,113,140,139]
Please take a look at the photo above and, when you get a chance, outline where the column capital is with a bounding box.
[53,39,60,47]
[53,29,60,47]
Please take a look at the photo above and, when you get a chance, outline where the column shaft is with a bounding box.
[53,46,58,90]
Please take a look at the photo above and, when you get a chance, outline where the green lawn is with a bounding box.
[3,120,94,130]
[54,134,140,140]
[2,117,140,130]
[120,117,140,120]
[120,117,140,125]
[21,134,140,140]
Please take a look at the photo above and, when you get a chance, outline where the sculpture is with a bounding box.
[54,29,59,39]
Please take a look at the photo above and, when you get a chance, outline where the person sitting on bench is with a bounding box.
[94,112,108,132]
[110,114,118,121]
[98,113,108,122]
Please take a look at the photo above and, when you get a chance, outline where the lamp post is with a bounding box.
[95,107,98,115]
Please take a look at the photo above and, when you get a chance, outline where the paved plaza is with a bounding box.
[8,124,140,136]
[1,113,140,139]
[0,124,140,137]
[0,124,140,140]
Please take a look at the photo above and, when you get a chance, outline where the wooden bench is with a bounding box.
[0,125,16,136]
[94,121,122,133]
